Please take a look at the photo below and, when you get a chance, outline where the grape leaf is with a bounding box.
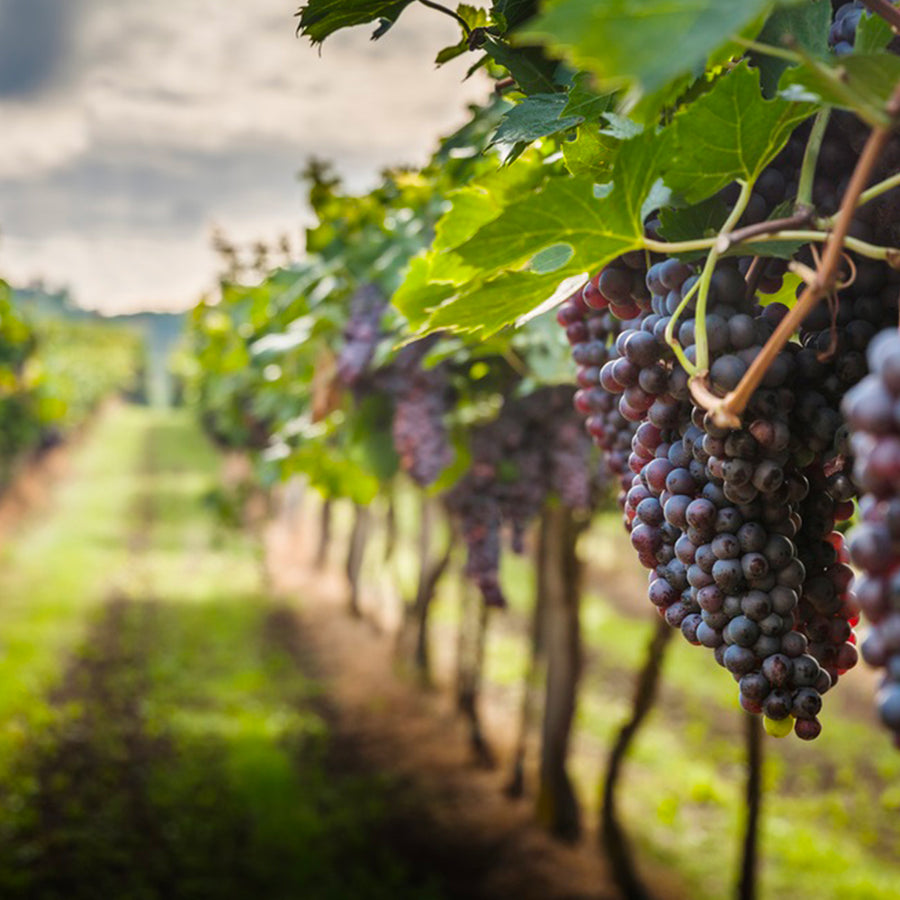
[855,11,895,53]
[434,153,548,251]
[519,0,793,95]
[435,42,469,64]
[659,195,729,244]
[459,129,665,275]
[296,0,413,43]
[665,61,814,203]
[393,157,546,326]
[414,129,668,336]
[482,35,558,94]
[779,53,900,126]
[458,3,490,28]
[435,4,491,64]
[425,270,568,334]
[492,0,538,30]
[530,243,574,272]
[454,176,629,274]
[752,0,831,96]
[560,71,615,121]
[392,255,470,328]
[757,271,802,307]
[434,191,501,252]
[599,113,642,139]
[562,124,619,177]
[721,234,805,259]
[490,93,582,149]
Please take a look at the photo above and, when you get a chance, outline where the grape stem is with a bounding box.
[502,347,529,376]
[749,230,900,266]
[644,231,900,262]
[821,170,900,224]
[859,0,900,32]
[796,109,831,213]
[699,81,900,428]
[743,257,765,303]
[663,277,702,376]
[643,237,719,254]
[789,41,890,128]
[716,210,815,253]
[417,0,472,34]
[693,180,754,375]
[733,38,803,65]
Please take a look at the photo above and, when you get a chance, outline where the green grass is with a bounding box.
[0,405,443,900]
[0,406,147,774]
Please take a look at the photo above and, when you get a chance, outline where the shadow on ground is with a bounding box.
[0,596,445,900]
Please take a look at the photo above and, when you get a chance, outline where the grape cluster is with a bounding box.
[595,254,862,739]
[334,284,455,489]
[545,0,900,741]
[336,284,388,387]
[556,285,637,507]
[797,254,900,503]
[793,466,859,693]
[830,1,864,56]
[445,386,598,606]
[387,341,453,487]
[803,107,900,225]
[843,330,900,745]
[585,252,653,320]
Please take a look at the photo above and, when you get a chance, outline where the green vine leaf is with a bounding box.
[425,270,568,335]
[561,124,619,177]
[560,72,616,120]
[458,129,666,276]
[295,0,413,43]
[392,257,460,328]
[435,43,468,64]
[455,177,627,274]
[855,10,895,53]
[393,154,548,328]
[434,153,549,252]
[519,0,793,95]
[490,93,582,158]
[665,61,814,203]
[482,35,559,94]
[599,113,642,140]
[435,4,491,64]
[491,0,536,30]
[751,0,831,96]
[659,195,729,245]
[412,129,668,336]
[779,52,900,126]
[723,237,805,260]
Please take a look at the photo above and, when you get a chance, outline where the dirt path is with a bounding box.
[277,596,625,900]
[266,495,687,900]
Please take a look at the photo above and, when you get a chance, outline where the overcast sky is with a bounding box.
[0,0,488,313]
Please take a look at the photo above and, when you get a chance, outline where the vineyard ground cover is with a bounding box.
[0,405,448,898]
[0,402,677,900]
[274,485,900,900]
[1,400,896,898]
[266,497,659,900]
